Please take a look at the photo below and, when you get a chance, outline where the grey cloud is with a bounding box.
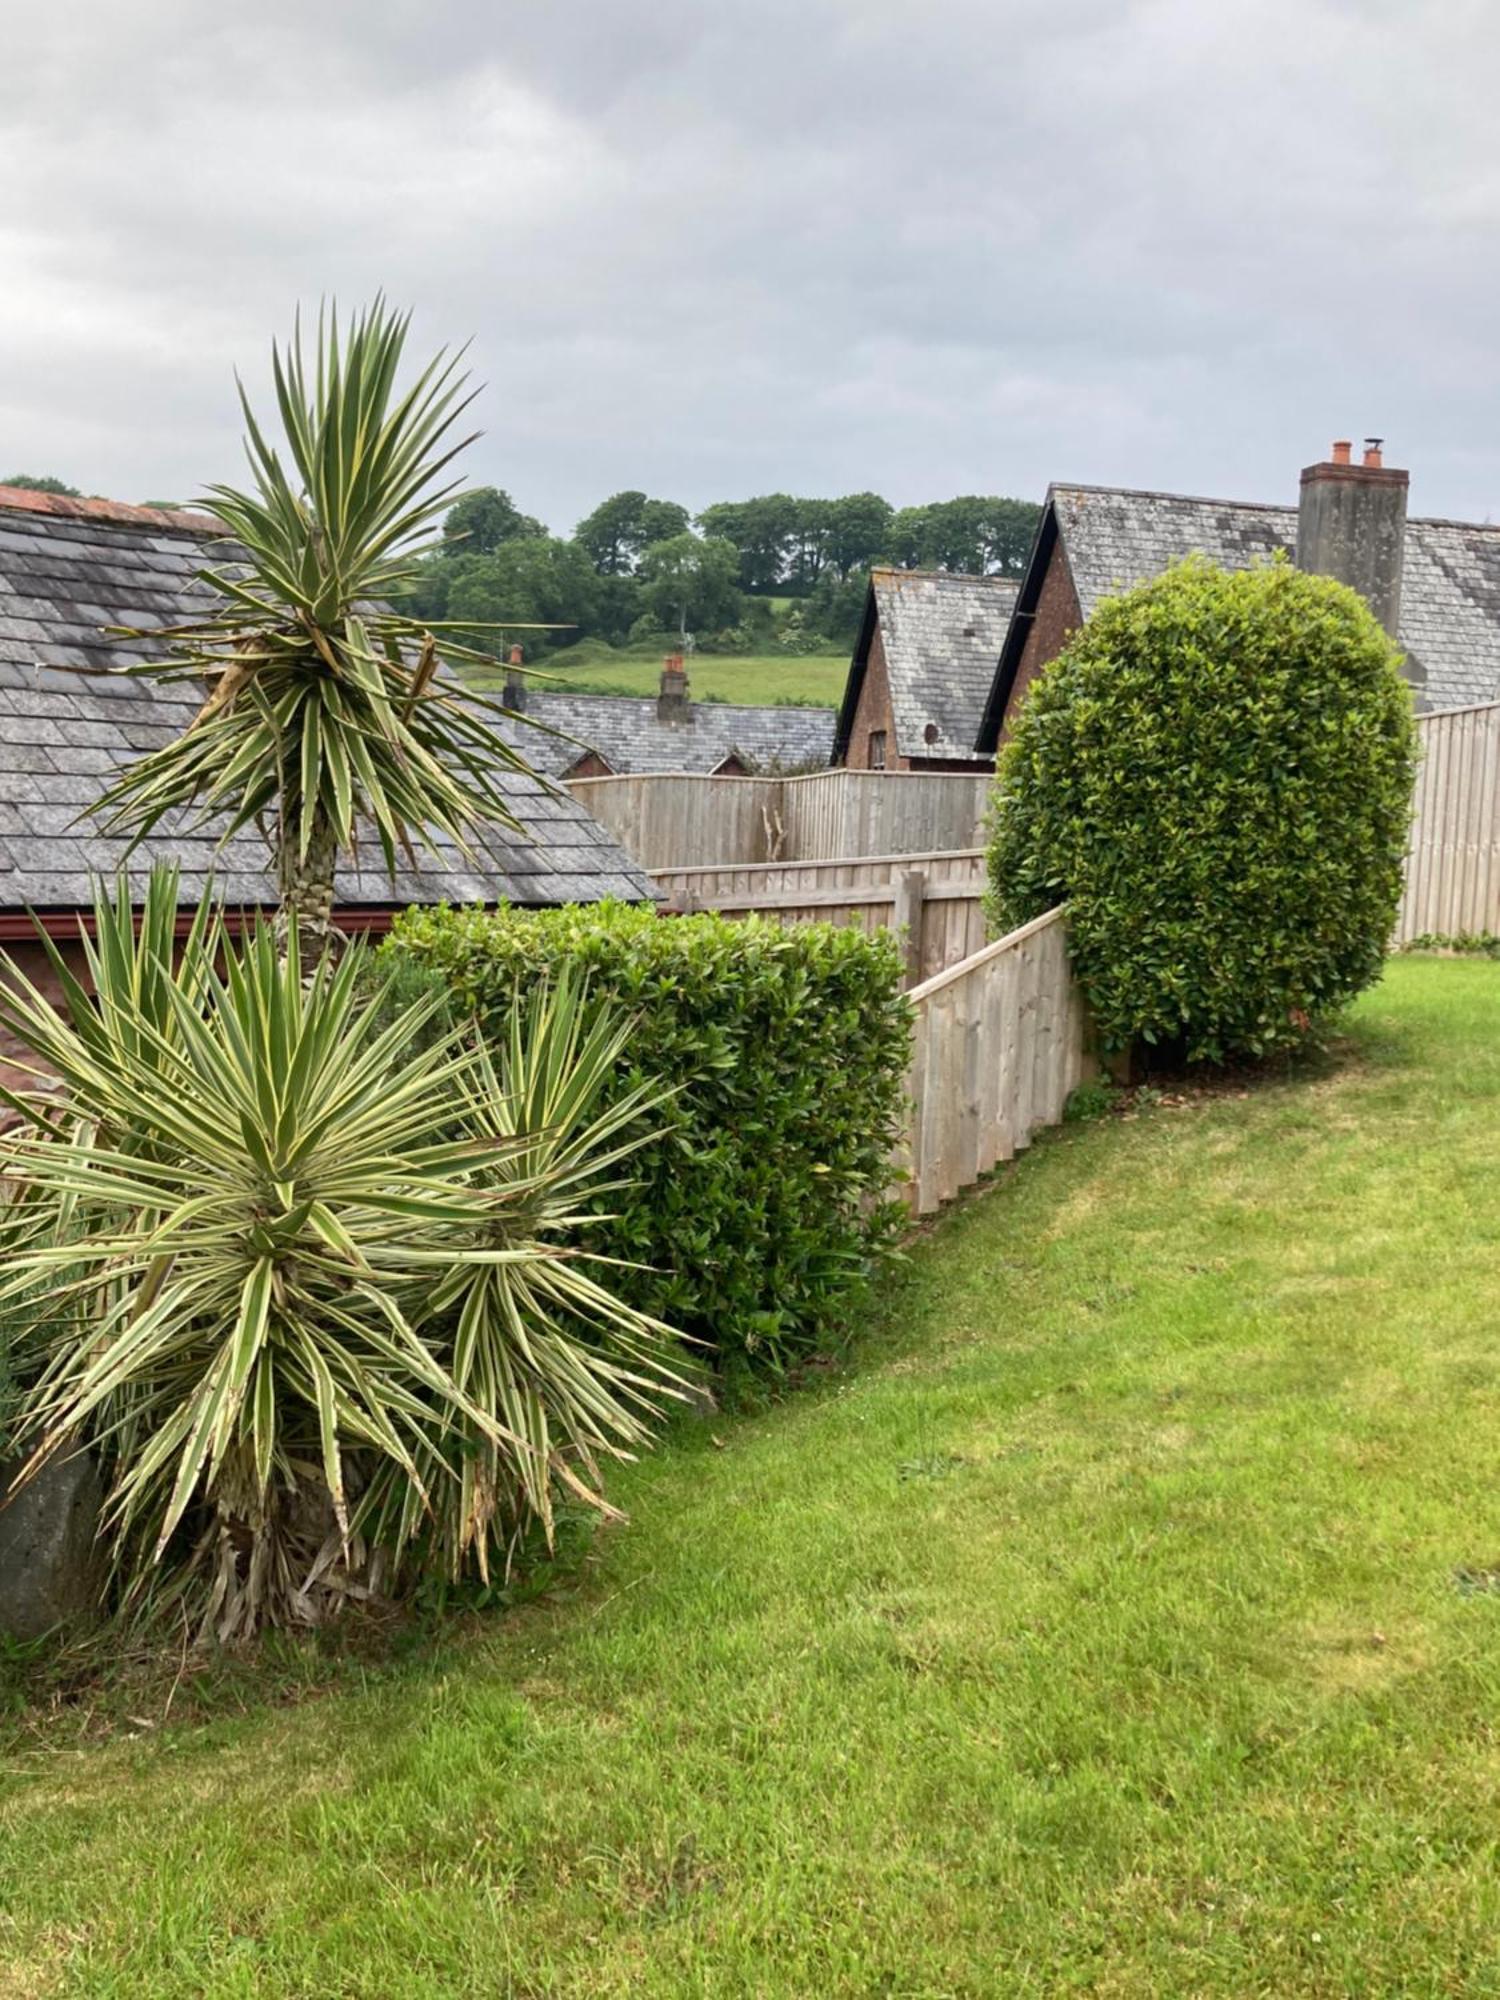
[1,0,1497,530]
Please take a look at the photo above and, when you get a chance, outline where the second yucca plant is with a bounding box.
[0,873,685,1641]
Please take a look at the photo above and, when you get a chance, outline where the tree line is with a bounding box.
[4,471,1041,658]
[409,486,1041,657]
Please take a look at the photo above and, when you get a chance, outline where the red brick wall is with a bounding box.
[1001,544,1084,743]
[845,628,897,769]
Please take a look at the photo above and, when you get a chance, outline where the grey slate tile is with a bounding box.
[1048,485,1500,717]
[0,495,658,912]
[866,570,1018,765]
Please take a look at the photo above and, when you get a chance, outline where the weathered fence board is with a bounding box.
[1397,703,1500,942]
[903,907,1091,1217]
[568,769,991,872]
[655,848,987,983]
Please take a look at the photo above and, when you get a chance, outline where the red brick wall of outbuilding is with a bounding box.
[844,627,899,769]
[1001,543,1084,744]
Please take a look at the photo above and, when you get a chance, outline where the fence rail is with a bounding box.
[1398,703,1500,942]
[656,848,987,983]
[902,906,1092,1215]
[568,768,991,872]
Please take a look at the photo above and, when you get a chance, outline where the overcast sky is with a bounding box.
[2,0,1496,531]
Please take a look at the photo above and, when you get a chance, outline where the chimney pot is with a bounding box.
[658,652,691,724]
[508,642,524,667]
[1331,440,1352,465]
[1362,440,1383,468]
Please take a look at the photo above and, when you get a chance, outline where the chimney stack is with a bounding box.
[658,652,690,724]
[503,641,525,713]
[1296,437,1408,641]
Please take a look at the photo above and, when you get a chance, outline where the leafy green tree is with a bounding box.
[445,537,599,655]
[987,557,1417,1061]
[826,492,893,579]
[3,473,81,496]
[441,485,547,557]
[574,490,690,574]
[639,497,691,549]
[93,300,547,947]
[786,499,834,589]
[809,565,871,646]
[639,533,743,638]
[887,496,1040,574]
[696,494,800,592]
[974,496,1042,575]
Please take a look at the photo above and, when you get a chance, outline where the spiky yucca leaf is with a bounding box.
[366,979,688,1575]
[0,872,684,1641]
[90,300,559,940]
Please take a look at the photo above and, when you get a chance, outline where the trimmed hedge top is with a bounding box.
[386,903,912,1383]
[986,556,1418,1061]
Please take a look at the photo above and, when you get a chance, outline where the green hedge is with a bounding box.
[987,557,1417,1062]
[385,904,911,1384]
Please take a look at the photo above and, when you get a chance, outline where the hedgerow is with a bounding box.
[986,556,1418,1062]
[386,903,911,1386]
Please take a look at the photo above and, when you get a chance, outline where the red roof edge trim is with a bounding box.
[0,484,222,537]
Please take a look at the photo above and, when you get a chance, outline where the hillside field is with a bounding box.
[506,639,849,709]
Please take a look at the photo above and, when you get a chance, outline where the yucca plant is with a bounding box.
[0,873,686,1641]
[93,299,553,944]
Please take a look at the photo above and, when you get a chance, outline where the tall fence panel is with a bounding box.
[1397,703,1500,943]
[783,770,992,864]
[902,906,1092,1216]
[568,768,991,872]
[655,848,987,983]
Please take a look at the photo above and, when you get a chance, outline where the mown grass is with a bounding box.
[5,957,1500,1996]
[524,640,847,708]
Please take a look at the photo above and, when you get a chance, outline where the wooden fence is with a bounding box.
[567,768,991,872]
[656,848,987,983]
[1397,702,1500,942]
[902,906,1092,1215]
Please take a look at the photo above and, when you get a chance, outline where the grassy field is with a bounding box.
[518,641,847,708]
[6,957,1500,1995]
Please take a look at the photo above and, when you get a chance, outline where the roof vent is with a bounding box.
[962,625,977,638]
[923,722,940,745]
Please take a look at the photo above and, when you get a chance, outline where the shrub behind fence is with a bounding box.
[387,903,912,1385]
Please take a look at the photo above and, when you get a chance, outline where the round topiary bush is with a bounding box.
[986,556,1418,1062]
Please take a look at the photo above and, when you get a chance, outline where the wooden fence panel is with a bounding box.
[654,848,988,982]
[568,768,990,872]
[1396,703,1500,942]
[903,907,1092,1217]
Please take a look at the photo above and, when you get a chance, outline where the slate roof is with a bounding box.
[979,483,1500,743]
[496,685,834,777]
[0,487,656,911]
[834,568,1019,765]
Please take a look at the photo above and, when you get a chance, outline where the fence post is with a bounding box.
[892,869,927,986]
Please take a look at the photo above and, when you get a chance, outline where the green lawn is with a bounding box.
[7,957,1500,1995]
[522,643,847,708]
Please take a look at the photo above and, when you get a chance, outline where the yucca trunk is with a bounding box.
[277,797,340,951]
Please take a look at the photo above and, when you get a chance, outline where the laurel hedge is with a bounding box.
[986,557,1418,1062]
[385,904,911,1385]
